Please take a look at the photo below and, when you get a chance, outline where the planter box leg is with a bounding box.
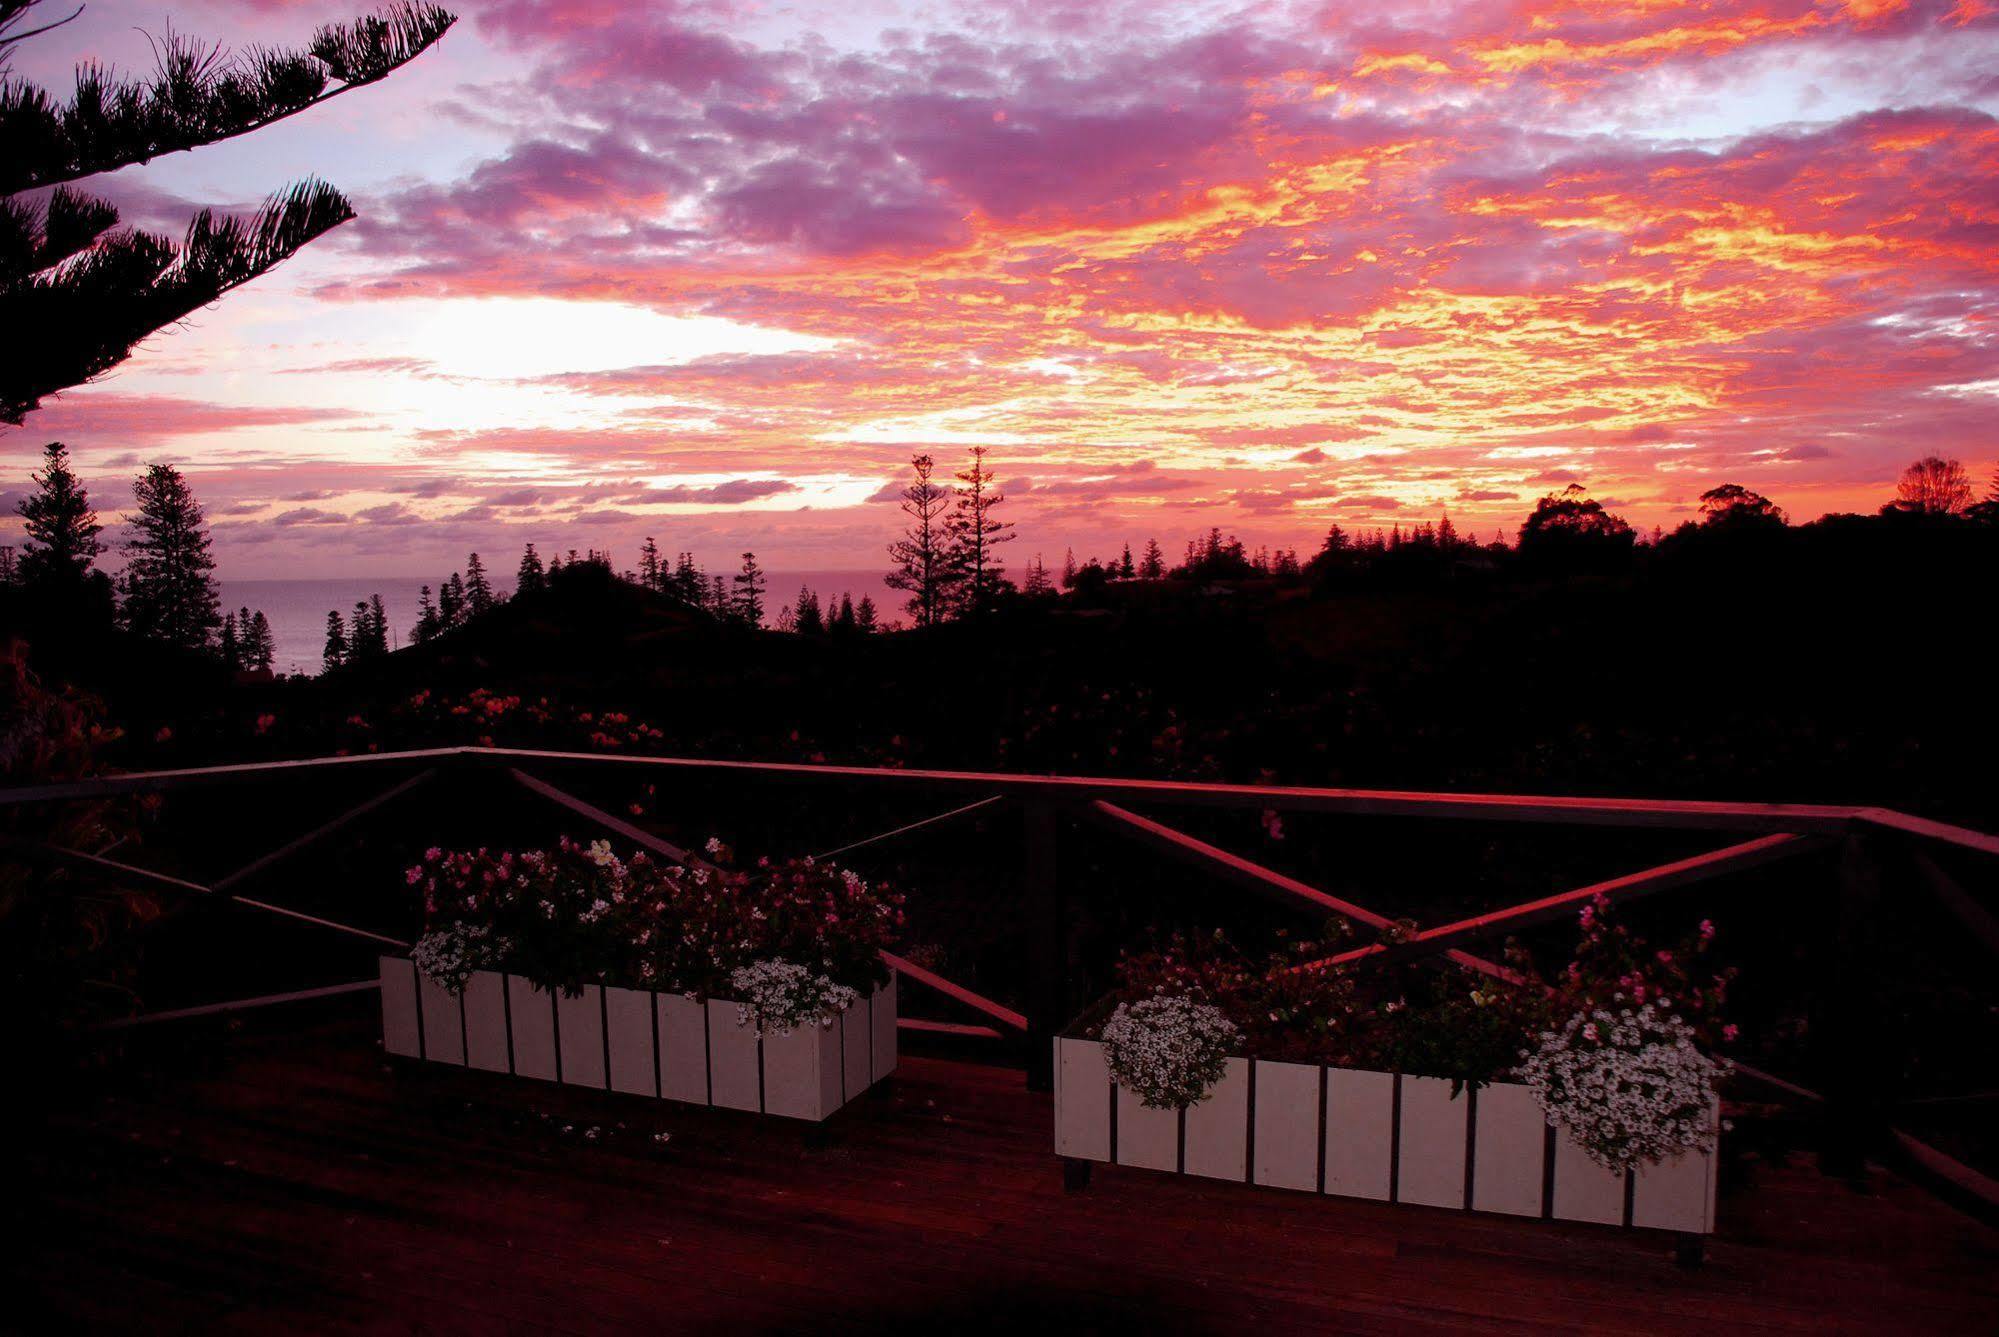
[1063,1158,1093,1193]
[1675,1234,1705,1269]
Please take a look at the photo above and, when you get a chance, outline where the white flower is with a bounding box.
[1517,1003,1725,1175]
[411,923,512,995]
[729,958,859,1038]
[1101,994,1238,1111]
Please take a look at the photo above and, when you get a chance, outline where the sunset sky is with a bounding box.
[5,0,1998,576]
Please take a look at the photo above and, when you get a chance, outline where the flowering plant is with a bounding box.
[1517,1003,1725,1174]
[730,959,860,1038]
[405,837,901,1002]
[1100,897,1733,1108]
[1100,994,1240,1109]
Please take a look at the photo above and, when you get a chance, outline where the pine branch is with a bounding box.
[0,3,455,194]
[1,179,354,423]
[0,185,119,284]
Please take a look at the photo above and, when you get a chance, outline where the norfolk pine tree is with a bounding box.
[1,1,457,424]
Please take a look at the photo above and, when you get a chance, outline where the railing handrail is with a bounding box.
[10,743,1979,840]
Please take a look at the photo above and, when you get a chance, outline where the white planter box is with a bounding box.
[1054,1031,1719,1235]
[380,957,897,1123]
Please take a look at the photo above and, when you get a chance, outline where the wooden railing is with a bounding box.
[6,744,1996,1217]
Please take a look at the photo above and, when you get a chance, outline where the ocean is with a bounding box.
[219,570,914,676]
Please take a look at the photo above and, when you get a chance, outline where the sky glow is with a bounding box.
[5,0,1998,574]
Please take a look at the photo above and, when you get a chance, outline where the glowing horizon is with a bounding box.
[4,0,1998,577]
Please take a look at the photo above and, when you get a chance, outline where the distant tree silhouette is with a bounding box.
[16,442,106,603]
[1022,554,1054,597]
[0,546,15,584]
[793,586,824,636]
[1517,485,1635,568]
[1971,467,1999,525]
[1176,528,1257,581]
[1118,544,1135,580]
[120,463,220,652]
[1,1,457,425]
[347,597,388,659]
[943,446,1015,618]
[245,610,274,671]
[637,538,663,593]
[1891,456,1974,516]
[322,609,347,671]
[672,551,702,604]
[886,453,957,628]
[464,552,494,613]
[1698,484,1786,529]
[515,543,546,597]
[1140,539,1165,580]
[439,570,466,626]
[732,552,766,627]
[413,585,439,643]
[854,594,879,633]
[218,610,241,669]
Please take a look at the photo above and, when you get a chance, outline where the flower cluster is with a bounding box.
[1100,995,1240,1110]
[406,839,902,1001]
[1517,1003,1725,1174]
[410,921,512,994]
[730,959,859,1038]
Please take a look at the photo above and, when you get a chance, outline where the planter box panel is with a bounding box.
[1471,1081,1545,1218]
[1632,1102,1719,1233]
[1054,1038,1112,1162]
[604,986,657,1097]
[506,976,558,1080]
[1396,1077,1469,1210]
[1553,1132,1627,1225]
[418,974,465,1066]
[842,999,872,1102]
[764,1021,842,1121]
[379,956,422,1058]
[381,963,895,1124]
[1115,1086,1180,1172]
[656,993,709,1105]
[707,999,762,1112]
[1252,1061,1322,1193]
[463,971,511,1074]
[1323,1067,1394,1202]
[556,986,607,1088]
[871,975,898,1082]
[1183,1057,1249,1182]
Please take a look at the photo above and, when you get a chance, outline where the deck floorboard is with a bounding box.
[9,1014,1996,1334]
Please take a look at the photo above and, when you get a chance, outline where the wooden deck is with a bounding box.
[10,1011,1996,1335]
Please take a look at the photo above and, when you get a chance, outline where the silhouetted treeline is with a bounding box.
[2,442,275,674]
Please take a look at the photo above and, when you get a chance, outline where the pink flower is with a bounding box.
[1656,950,1673,964]
[1722,1024,1739,1042]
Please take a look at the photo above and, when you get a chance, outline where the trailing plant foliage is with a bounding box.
[407,838,901,1001]
[0,640,154,1034]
